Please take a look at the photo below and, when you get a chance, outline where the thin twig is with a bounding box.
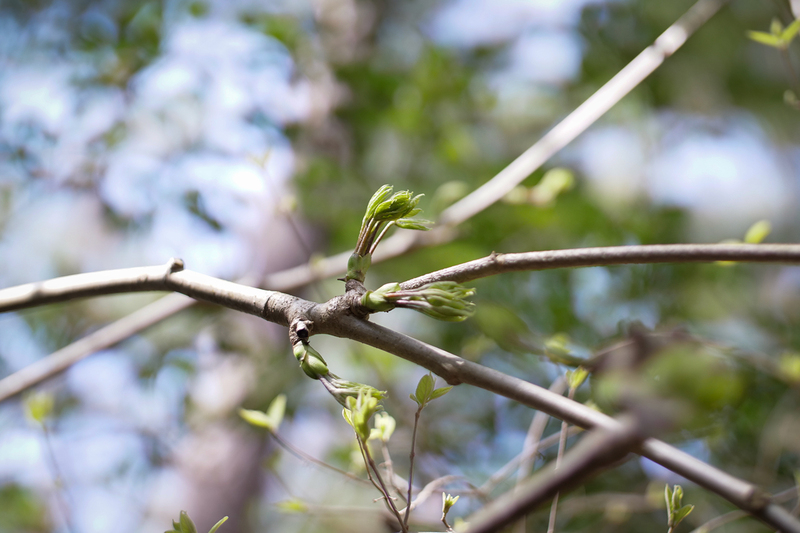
[436,0,729,227]
[268,431,369,485]
[328,316,800,533]
[513,378,566,533]
[404,405,423,529]
[689,486,799,533]
[481,427,582,498]
[463,415,644,533]
[379,440,404,502]
[547,386,577,533]
[361,438,408,533]
[41,424,75,533]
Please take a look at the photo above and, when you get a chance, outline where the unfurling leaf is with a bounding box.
[207,517,228,533]
[744,219,771,244]
[239,394,286,432]
[747,30,785,48]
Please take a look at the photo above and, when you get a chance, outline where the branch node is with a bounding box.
[291,318,313,345]
[167,257,185,273]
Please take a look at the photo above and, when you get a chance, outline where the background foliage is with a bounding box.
[1,0,799,532]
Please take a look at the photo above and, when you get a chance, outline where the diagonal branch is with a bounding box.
[325,316,800,533]
[463,416,644,533]
[437,0,729,227]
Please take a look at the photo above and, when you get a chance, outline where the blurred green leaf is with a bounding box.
[275,499,309,513]
[782,18,800,43]
[25,391,54,425]
[239,394,286,432]
[747,30,785,48]
[207,517,228,533]
[744,219,771,243]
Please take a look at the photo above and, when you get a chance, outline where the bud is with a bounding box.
[293,342,329,380]
[364,281,476,321]
[345,392,381,441]
[320,373,386,408]
[348,185,432,280]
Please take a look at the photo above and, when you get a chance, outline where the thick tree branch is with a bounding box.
[463,416,644,533]
[3,249,800,531]
[6,244,799,317]
[0,0,728,414]
[400,244,800,289]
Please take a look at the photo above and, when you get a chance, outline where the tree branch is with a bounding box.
[3,249,800,531]
[400,244,800,289]
[325,316,800,533]
[437,0,729,227]
[463,416,644,533]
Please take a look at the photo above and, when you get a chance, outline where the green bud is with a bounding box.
[293,343,329,379]
[179,511,198,533]
[26,391,54,425]
[375,281,476,322]
[346,392,381,441]
[346,253,372,283]
[353,186,431,262]
[321,374,386,407]
[371,412,396,442]
[363,185,394,225]
[442,492,460,513]
[361,282,401,312]
[395,218,432,231]
[293,343,306,361]
[373,191,421,222]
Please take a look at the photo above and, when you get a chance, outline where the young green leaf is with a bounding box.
[674,504,695,524]
[744,219,771,244]
[179,511,198,533]
[371,411,396,442]
[429,386,453,401]
[414,374,435,406]
[747,30,785,48]
[208,517,228,533]
[566,366,589,391]
[265,394,287,429]
[664,484,674,512]
[25,391,54,425]
[395,218,433,231]
[276,499,309,513]
[239,394,287,432]
[782,18,800,43]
